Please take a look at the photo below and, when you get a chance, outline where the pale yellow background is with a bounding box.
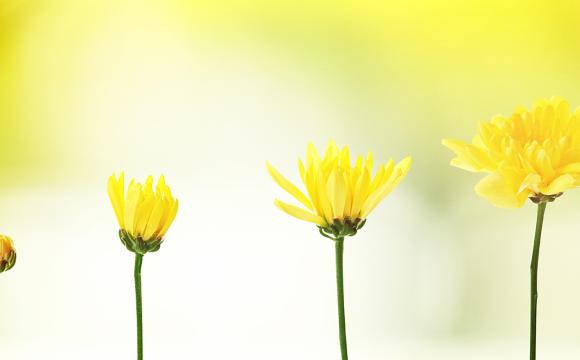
[2,0,580,358]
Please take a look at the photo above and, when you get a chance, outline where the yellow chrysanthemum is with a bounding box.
[108,173,178,253]
[267,141,412,238]
[0,234,16,273]
[443,97,580,208]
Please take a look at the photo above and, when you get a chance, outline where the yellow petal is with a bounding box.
[340,146,351,170]
[324,140,339,161]
[107,173,125,228]
[124,182,143,235]
[327,170,347,220]
[475,172,529,208]
[349,168,370,218]
[442,138,470,157]
[115,172,125,196]
[134,197,154,236]
[543,174,576,195]
[536,150,555,179]
[369,160,394,194]
[306,142,320,169]
[298,158,306,183]
[303,162,321,214]
[266,162,313,210]
[274,199,325,226]
[442,139,492,172]
[354,155,363,172]
[156,175,167,196]
[315,169,334,223]
[159,199,179,237]
[559,162,580,173]
[365,151,373,173]
[518,173,541,194]
[344,179,353,218]
[144,176,154,196]
[389,156,412,179]
[360,157,412,218]
[143,200,165,240]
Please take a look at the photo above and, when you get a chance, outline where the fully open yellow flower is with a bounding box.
[443,97,580,208]
[0,234,16,273]
[267,141,411,238]
[108,173,178,253]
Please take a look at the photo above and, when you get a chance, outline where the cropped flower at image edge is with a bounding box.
[0,235,16,273]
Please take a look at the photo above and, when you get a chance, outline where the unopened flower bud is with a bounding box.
[0,235,16,273]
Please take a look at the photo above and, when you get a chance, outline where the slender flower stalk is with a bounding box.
[0,235,16,274]
[443,97,580,359]
[108,173,179,360]
[334,238,347,360]
[134,253,144,360]
[529,201,547,360]
[267,141,412,359]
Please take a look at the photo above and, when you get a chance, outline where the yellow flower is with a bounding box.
[443,97,580,208]
[267,141,412,238]
[0,234,16,273]
[108,173,179,254]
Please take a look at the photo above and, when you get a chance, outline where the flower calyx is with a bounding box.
[530,192,563,204]
[318,218,367,241]
[119,229,164,255]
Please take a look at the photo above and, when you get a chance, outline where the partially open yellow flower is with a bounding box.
[0,234,16,273]
[443,97,580,208]
[108,173,179,254]
[267,141,412,238]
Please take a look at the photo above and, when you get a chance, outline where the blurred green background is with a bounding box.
[2,0,580,358]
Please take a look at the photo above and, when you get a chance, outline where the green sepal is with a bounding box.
[318,227,336,240]
[119,229,164,255]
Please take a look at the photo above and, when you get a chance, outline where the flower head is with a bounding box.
[0,235,16,273]
[443,97,580,208]
[267,141,412,239]
[108,173,179,254]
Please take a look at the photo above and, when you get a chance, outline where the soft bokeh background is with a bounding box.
[3,0,580,358]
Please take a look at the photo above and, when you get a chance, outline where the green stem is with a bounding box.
[334,238,348,360]
[530,202,547,360]
[134,253,144,360]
